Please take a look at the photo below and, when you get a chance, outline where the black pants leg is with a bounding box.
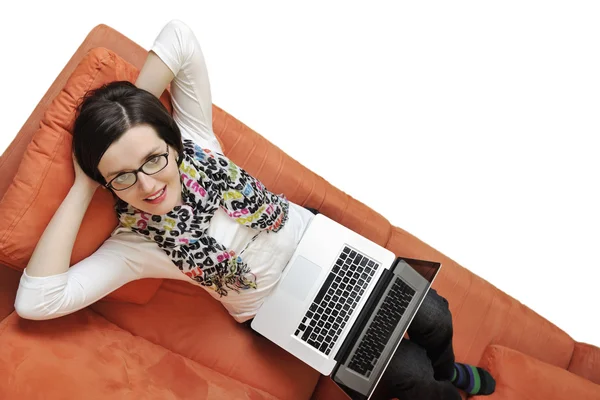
[407,288,456,381]
[381,288,460,400]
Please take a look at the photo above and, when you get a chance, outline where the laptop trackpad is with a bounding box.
[280,256,322,302]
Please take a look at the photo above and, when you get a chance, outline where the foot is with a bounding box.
[450,362,496,395]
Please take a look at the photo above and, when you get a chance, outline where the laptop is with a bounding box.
[251,213,442,399]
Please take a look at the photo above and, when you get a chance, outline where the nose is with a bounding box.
[137,172,157,195]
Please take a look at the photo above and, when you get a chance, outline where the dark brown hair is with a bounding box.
[72,80,183,186]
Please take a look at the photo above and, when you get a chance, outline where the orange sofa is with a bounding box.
[0,24,599,400]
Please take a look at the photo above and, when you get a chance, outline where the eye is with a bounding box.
[147,155,162,164]
[114,173,132,183]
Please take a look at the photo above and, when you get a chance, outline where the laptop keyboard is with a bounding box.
[348,278,416,378]
[294,246,380,355]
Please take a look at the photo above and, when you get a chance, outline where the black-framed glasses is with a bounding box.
[105,144,170,191]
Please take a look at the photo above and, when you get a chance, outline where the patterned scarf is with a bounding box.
[115,139,290,297]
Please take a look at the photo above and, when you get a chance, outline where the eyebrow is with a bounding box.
[106,145,162,177]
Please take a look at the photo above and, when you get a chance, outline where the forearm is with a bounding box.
[135,50,175,98]
[25,184,96,277]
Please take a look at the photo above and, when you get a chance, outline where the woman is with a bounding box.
[15,19,495,399]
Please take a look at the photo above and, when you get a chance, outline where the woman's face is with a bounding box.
[97,124,182,215]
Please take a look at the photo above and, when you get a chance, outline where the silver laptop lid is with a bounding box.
[332,257,443,400]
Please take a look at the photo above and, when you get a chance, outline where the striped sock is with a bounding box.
[450,362,496,395]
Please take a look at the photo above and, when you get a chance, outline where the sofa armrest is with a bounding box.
[472,344,600,399]
[568,342,600,385]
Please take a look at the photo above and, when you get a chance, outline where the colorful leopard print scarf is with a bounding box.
[115,139,290,297]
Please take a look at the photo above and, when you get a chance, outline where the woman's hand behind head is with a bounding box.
[72,151,100,193]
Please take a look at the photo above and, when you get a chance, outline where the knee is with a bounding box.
[433,293,453,334]
[411,290,453,337]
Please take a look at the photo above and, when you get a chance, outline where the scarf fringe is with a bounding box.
[200,257,257,297]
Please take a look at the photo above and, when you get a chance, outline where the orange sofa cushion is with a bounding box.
[0,310,277,399]
[568,342,600,386]
[90,279,321,400]
[472,344,600,399]
[0,47,170,304]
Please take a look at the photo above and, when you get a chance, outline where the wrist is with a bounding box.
[70,181,98,202]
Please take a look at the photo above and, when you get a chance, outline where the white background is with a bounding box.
[1,1,598,347]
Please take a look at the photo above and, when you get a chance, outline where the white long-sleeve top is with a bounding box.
[14,19,315,323]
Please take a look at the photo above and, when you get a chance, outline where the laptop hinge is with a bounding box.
[333,265,396,364]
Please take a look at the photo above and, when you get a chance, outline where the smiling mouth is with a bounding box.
[144,186,166,201]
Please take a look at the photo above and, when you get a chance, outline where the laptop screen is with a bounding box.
[397,256,442,286]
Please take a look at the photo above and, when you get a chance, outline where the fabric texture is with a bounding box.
[115,138,290,297]
[567,342,600,385]
[472,344,600,400]
[0,309,279,400]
